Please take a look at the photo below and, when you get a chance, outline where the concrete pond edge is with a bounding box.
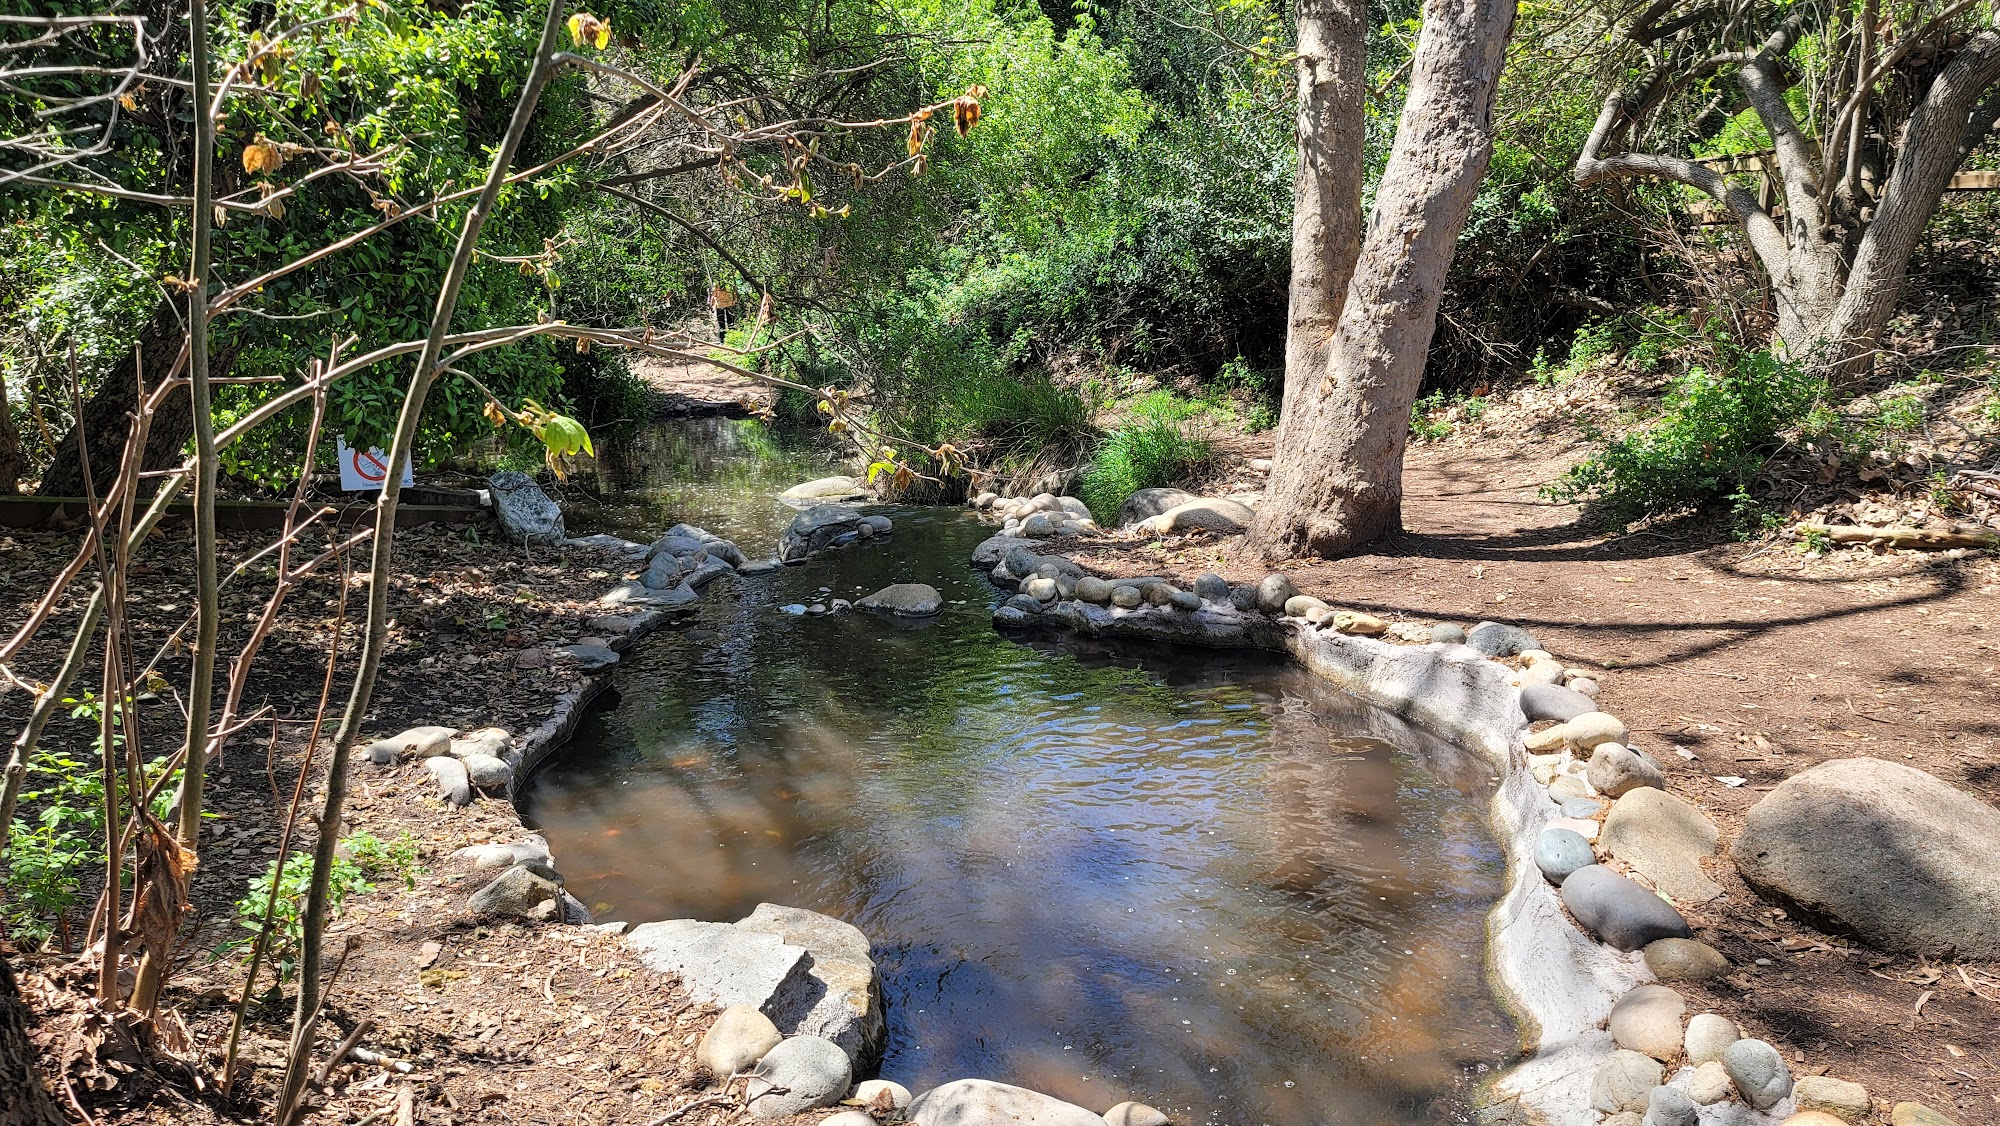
[369,484,1916,1126]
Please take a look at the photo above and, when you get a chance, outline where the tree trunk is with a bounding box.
[0,952,66,1126]
[1251,0,1519,558]
[1278,0,1368,418]
[0,371,23,496]
[35,300,199,499]
[1817,26,2000,371]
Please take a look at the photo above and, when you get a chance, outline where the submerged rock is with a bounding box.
[857,583,943,618]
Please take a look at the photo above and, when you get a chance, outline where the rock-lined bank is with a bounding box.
[969,515,1991,1126]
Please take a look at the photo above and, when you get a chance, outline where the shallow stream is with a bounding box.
[522,418,1517,1124]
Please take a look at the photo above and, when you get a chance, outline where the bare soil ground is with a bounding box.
[1,523,767,1125]
[1067,437,2000,1123]
[629,354,775,417]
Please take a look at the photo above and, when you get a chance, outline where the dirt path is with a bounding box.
[630,354,775,417]
[1074,441,2000,1122]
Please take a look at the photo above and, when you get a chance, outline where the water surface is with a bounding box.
[530,419,1516,1124]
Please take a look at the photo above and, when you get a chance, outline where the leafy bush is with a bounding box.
[1548,346,1826,524]
[234,841,377,983]
[1079,397,1219,520]
[2,695,180,948]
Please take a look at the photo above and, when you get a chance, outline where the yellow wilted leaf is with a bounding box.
[953,91,983,138]
[566,12,611,49]
[241,134,283,175]
[118,91,138,111]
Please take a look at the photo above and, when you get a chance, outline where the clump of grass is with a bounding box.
[1079,395,1220,521]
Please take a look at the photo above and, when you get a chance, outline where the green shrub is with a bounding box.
[1079,397,1219,520]
[1547,346,1826,524]
[233,842,377,983]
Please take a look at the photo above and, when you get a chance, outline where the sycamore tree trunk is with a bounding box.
[1251,0,1519,558]
[1278,0,1369,417]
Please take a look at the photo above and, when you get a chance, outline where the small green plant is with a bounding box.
[1527,347,1561,387]
[2,695,180,948]
[1410,391,1455,440]
[1567,321,1624,367]
[1799,525,1834,556]
[1546,346,1827,525]
[1079,397,1220,520]
[341,830,424,890]
[234,844,376,983]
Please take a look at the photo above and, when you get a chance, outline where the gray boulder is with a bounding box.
[970,535,1036,571]
[1721,1038,1793,1110]
[1730,757,2000,958]
[1430,623,1468,645]
[640,554,685,590]
[1587,743,1667,797]
[1254,573,1296,613]
[857,583,943,618]
[424,755,471,806]
[460,753,513,792]
[488,471,565,545]
[1602,787,1722,903]
[468,862,562,919]
[906,1079,1108,1126]
[647,533,709,560]
[1535,827,1596,885]
[557,643,620,671]
[745,1035,851,1119]
[1192,573,1231,603]
[1642,1085,1698,1126]
[1467,621,1539,657]
[734,902,886,1069]
[1560,864,1692,951]
[1117,487,1200,526]
[1521,682,1597,723]
[1074,576,1114,604]
[1229,584,1259,612]
[780,505,870,562]
[1110,584,1144,609]
[626,919,813,1010]
[1005,593,1047,614]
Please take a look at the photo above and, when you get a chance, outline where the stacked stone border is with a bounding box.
[376,487,1958,1126]
[972,527,1953,1126]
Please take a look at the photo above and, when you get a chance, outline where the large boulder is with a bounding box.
[780,505,871,561]
[1116,487,1200,527]
[906,1080,1108,1126]
[856,583,943,618]
[1730,758,2000,958]
[625,906,885,1068]
[971,534,1036,571]
[488,471,565,545]
[734,903,885,1069]
[1141,497,1255,536]
[780,476,867,504]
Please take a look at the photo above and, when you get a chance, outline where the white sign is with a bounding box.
[335,436,414,491]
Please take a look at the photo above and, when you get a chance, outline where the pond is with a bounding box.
[523,418,1517,1124]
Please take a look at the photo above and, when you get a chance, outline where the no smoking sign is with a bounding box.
[335,436,415,491]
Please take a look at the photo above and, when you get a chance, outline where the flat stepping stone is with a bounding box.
[1602,787,1722,903]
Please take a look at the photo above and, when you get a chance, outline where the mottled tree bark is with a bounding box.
[1278,0,1368,418]
[0,373,22,495]
[0,953,66,1126]
[1252,0,1519,558]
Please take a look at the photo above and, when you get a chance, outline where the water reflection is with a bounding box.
[524,421,1516,1125]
